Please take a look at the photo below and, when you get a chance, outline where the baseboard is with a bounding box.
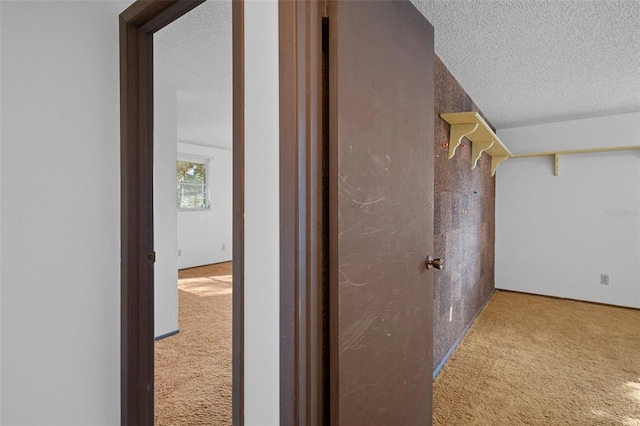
[496,288,640,311]
[154,329,179,341]
[433,289,495,379]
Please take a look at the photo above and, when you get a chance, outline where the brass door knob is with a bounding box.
[426,255,444,270]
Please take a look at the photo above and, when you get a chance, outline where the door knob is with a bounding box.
[426,255,444,270]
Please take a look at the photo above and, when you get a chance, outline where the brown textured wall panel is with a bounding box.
[433,55,496,371]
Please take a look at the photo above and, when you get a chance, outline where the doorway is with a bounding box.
[152,1,234,423]
[122,1,436,424]
[119,1,244,424]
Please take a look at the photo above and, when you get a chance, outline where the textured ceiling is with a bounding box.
[154,0,232,149]
[155,0,640,148]
[412,0,640,129]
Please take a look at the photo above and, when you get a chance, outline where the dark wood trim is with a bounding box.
[119,11,155,424]
[279,1,326,425]
[327,2,340,424]
[119,1,242,424]
[120,0,201,29]
[231,0,245,425]
[278,2,298,421]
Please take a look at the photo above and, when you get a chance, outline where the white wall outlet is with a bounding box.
[221,243,226,251]
[178,249,182,256]
[600,274,609,285]
[449,306,453,322]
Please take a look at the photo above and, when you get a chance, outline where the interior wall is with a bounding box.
[0,1,126,423]
[496,112,640,309]
[244,1,280,424]
[154,84,179,338]
[0,2,3,421]
[177,142,232,270]
[433,56,496,372]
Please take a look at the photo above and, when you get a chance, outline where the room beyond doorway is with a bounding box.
[152,0,234,423]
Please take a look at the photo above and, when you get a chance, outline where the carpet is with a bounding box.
[155,262,233,426]
[154,271,640,425]
[434,290,640,425]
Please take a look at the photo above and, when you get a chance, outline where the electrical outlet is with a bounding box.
[178,249,182,256]
[449,306,453,322]
[221,243,226,251]
[600,274,609,285]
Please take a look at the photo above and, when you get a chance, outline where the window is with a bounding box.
[177,158,210,210]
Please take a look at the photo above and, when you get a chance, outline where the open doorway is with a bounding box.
[152,1,233,424]
[119,0,244,424]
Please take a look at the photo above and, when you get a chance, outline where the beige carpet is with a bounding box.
[154,270,640,425]
[434,290,640,425]
[155,262,232,426]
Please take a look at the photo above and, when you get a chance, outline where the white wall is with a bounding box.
[177,142,232,270]
[496,112,640,309]
[154,84,179,338]
[0,2,3,421]
[244,1,280,424]
[0,1,126,423]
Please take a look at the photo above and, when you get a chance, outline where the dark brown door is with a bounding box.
[329,1,435,425]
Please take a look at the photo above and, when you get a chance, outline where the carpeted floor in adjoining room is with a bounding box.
[433,290,640,425]
[155,262,233,426]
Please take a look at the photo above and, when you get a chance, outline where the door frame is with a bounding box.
[278,1,327,425]
[121,0,329,424]
[119,1,244,424]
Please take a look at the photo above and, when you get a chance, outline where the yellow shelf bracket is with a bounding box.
[440,112,514,177]
[448,123,479,159]
[554,153,560,176]
[491,155,509,177]
[471,140,494,169]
